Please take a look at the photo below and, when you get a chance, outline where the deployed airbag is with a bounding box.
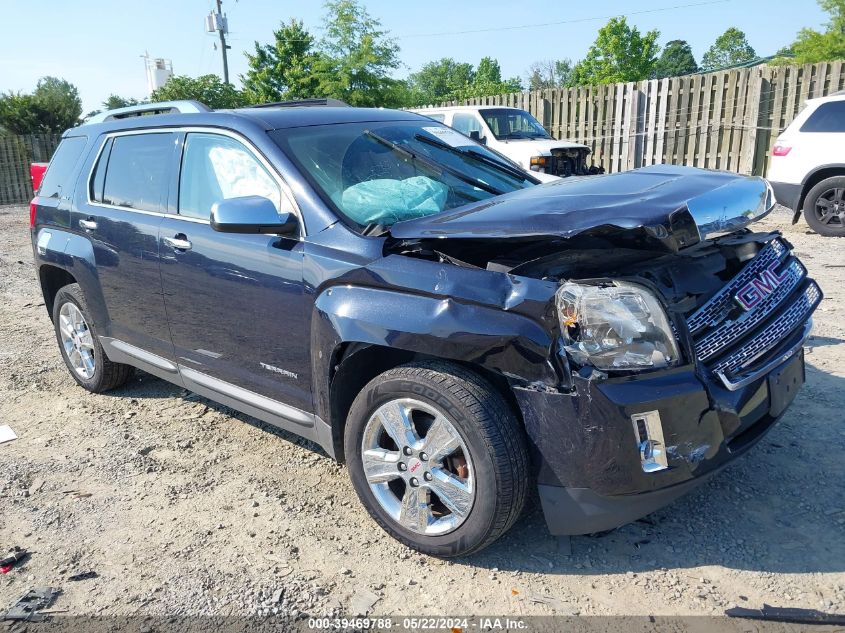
[341,176,448,225]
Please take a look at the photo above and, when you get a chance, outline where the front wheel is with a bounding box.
[803,176,845,237]
[344,361,529,557]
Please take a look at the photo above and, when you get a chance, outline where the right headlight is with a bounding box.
[556,281,680,371]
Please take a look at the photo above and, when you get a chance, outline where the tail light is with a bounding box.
[772,144,792,156]
[29,200,37,228]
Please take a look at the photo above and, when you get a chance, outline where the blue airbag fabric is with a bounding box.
[341,176,448,225]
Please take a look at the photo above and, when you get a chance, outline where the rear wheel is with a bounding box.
[344,361,529,557]
[803,176,845,237]
[52,283,133,393]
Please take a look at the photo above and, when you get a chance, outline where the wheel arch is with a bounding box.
[39,264,77,319]
[326,342,524,463]
[798,164,845,214]
[33,227,107,328]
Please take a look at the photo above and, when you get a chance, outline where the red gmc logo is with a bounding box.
[734,261,789,310]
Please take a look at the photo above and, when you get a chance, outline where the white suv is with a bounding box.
[410,106,603,181]
[768,91,845,237]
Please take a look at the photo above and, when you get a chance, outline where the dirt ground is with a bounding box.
[1,203,844,622]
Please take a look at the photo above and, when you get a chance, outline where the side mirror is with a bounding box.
[210,195,298,235]
[469,130,486,145]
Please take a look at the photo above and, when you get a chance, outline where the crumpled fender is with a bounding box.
[310,284,559,409]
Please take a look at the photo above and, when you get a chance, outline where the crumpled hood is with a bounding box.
[388,164,774,248]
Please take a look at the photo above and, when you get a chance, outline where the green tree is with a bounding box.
[571,17,660,85]
[472,57,522,96]
[0,94,40,134]
[150,74,247,109]
[652,40,698,78]
[700,27,756,71]
[407,58,475,104]
[527,59,574,90]
[314,0,403,107]
[0,76,82,134]
[102,95,140,110]
[241,19,324,103]
[773,0,845,64]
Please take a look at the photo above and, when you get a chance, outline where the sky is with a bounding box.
[0,0,830,114]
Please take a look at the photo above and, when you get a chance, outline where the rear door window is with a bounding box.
[39,136,87,198]
[101,133,175,211]
[800,101,845,133]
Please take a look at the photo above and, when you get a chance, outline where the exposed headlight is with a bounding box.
[556,281,680,370]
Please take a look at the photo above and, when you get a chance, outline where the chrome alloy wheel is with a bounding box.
[361,398,475,536]
[58,302,96,380]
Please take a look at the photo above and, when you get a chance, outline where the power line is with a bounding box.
[253,0,732,43]
[397,0,731,39]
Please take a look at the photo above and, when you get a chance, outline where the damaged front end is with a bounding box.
[384,165,822,535]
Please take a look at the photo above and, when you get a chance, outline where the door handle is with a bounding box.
[79,218,97,231]
[163,234,192,251]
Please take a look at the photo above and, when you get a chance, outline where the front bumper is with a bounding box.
[516,350,806,535]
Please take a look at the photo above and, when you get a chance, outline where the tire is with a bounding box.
[803,176,845,237]
[344,361,529,557]
[52,283,133,393]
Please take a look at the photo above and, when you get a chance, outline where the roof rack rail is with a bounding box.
[246,98,349,109]
[85,100,211,124]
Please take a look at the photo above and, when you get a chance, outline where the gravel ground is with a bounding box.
[1,204,844,621]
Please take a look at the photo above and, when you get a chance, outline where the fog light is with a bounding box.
[631,411,668,472]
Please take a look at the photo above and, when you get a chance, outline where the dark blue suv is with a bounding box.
[31,100,822,556]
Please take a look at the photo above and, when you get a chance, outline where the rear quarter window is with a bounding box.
[38,136,87,198]
[800,101,845,133]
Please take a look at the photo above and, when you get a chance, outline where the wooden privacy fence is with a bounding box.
[0,133,62,205]
[432,61,845,177]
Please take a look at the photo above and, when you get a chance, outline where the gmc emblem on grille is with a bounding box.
[734,261,789,310]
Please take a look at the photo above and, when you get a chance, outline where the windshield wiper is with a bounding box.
[413,133,538,184]
[363,131,504,196]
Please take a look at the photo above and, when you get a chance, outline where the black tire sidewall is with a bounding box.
[804,176,845,237]
[52,285,107,391]
[345,372,501,557]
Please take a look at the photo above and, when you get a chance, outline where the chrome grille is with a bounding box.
[695,258,805,361]
[687,237,822,389]
[687,238,787,335]
[711,282,822,376]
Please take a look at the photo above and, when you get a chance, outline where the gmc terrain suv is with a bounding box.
[31,99,822,556]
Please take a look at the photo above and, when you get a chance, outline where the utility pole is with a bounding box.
[206,0,231,84]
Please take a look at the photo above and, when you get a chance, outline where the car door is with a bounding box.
[75,131,178,371]
[158,130,312,414]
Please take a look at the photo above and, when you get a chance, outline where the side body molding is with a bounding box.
[311,284,558,424]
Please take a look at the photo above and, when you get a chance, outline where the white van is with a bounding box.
[410,105,602,180]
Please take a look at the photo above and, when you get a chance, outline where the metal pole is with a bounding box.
[216,0,230,84]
